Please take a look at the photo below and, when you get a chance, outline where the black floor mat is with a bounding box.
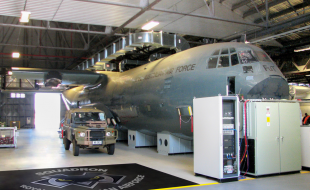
[0,163,197,190]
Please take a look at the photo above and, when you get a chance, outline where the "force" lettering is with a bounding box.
[175,64,196,73]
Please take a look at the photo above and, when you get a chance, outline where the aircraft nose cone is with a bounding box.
[246,76,289,99]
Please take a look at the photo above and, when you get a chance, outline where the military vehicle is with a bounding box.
[62,107,118,156]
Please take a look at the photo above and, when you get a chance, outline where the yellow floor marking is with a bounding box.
[150,182,219,190]
[239,178,255,181]
[152,176,258,190]
[300,171,310,174]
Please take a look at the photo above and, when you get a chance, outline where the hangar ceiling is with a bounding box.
[0,0,310,85]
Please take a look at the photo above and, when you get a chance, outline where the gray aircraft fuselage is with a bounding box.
[62,42,289,137]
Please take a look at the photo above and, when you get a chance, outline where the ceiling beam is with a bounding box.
[66,0,163,69]
[282,36,310,49]
[250,22,310,44]
[75,0,264,28]
[0,43,86,51]
[152,7,264,27]
[232,0,251,11]
[86,0,162,54]
[246,13,310,40]
[243,0,287,18]
[73,0,143,9]
[0,22,125,36]
[254,1,310,23]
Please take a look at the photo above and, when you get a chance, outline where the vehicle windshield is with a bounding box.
[73,112,105,123]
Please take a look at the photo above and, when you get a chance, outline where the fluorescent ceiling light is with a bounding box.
[12,52,20,58]
[294,47,310,52]
[142,21,159,30]
[20,11,31,23]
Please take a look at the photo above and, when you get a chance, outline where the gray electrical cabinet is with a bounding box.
[193,96,239,182]
[240,101,301,176]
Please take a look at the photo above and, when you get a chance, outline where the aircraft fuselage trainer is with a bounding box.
[62,42,288,138]
[12,42,289,138]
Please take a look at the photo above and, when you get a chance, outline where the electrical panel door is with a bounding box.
[255,102,280,175]
[279,103,301,173]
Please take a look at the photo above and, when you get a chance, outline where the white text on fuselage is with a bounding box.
[135,64,196,82]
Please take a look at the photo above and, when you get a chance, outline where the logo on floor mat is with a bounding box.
[32,172,125,189]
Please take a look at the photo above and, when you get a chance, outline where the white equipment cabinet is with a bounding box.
[193,96,239,182]
[241,101,301,176]
[300,125,310,170]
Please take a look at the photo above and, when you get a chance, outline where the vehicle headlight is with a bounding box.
[79,132,85,137]
[106,132,111,136]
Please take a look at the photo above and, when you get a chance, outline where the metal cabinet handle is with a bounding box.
[280,136,284,142]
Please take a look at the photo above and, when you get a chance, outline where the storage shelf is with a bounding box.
[0,127,17,148]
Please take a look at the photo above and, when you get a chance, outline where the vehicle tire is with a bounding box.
[64,137,71,150]
[107,144,115,155]
[73,139,80,156]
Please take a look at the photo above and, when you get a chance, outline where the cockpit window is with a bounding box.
[207,47,240,69]
[231,53,239,66]
[238,50,258,64]
[207,57,218,69]
[230,48,236,53]
[221,48,229,54]
[218,55,229,67]
[212,49,220,55]
[255,51,273,62]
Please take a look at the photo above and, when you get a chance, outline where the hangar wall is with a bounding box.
[0,92,35,128]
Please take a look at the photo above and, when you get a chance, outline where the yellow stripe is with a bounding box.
[301,171,310,174]
[188,106,192,115]
[239,178,255,181]
[150,182,219,190]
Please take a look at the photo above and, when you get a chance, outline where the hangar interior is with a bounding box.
[1,0,310,189]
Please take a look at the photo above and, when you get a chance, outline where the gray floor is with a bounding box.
[1,127,309,190]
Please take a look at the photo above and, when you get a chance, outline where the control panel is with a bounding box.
[222,101,237,176]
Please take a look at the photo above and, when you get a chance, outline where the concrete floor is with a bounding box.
[1,128,309,190]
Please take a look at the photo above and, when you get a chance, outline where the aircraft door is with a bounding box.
[227,76,235,95]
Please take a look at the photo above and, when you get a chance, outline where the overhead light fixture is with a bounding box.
[142,21,159,30]
[19,11,31,23]
[8,71,13,75]
[294,45,310,52]
[12,52,20,58]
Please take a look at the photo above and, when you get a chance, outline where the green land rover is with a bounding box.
[62,107,118,156]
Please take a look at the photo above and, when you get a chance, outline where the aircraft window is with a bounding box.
[221,48,229,54]
[218,56,229,67]
[255,51,273,62]
[230,48,236,53]
[231,53,239,66]
[238,50,258,64]
[212,49,220,55]
[207,57,218,68]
